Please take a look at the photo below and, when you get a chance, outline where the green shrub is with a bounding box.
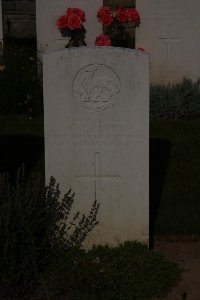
[41,241,182,300]
[0,166,99,291]
[150,77,200,119]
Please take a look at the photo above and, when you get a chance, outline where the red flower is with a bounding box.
[116,6,128,23]
[97,6,113,25]
[137,47,145,51]
[66,7,85,21]
[95,35,112,46]
[126,8,140,22]
[66,13,82,30]
[97,6,112,18]
[99,13,113,26]
[56,15,68,29]
[56,9,83,30]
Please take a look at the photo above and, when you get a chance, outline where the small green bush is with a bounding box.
[150,77,200,119]
[0,166,99,291]
[41,241,182,300]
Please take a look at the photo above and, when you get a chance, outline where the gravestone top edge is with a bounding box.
[43,46,149,59]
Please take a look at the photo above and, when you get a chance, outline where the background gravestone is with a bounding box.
[0,0,3,47]
[36,0,102,57]
[136,0,200,83]
[44,47,149,247]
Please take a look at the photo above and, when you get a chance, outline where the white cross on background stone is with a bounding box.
[75,152,120,202]
[159,24,180,63]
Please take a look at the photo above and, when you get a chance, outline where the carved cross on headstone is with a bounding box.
[75,152,120,202]
[159,24,180,63]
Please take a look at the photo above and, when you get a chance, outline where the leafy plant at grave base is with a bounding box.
[56,7,87,48]
[0,39,43,117]
[150,77,200,120]
[95,5,140,47]
[40,241,182,300]
[0,166,99,297]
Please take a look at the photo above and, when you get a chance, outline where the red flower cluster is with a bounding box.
[97,6,113,26]
[95,35,112,46]
[56,7,85,30]
[126,7,140,22]
[97,6,140,26]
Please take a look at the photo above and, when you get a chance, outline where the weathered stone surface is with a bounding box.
[36,0,102,56]
[136,0,200,83]
[43,47,149,248]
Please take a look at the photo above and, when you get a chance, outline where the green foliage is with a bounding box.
[44,176,99,249]
[0,164,182,299]
[41,241,182,300]
[0,39,43,117]
[0,166,99,290]
[150,77,200,119]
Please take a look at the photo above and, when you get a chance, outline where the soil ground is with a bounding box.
[154,236,200,300]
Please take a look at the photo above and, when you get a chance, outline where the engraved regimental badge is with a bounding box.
[73,64,120,111]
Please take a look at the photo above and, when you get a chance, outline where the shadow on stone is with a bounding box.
[149,138,171,249]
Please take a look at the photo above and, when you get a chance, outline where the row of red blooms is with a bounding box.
[56,6,143,49]
[97,6,140,26]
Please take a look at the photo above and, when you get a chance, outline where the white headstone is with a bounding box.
[136,0,200,83]
[36,0,102,57]
[44,47,149,247]
[0,0,3,48]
